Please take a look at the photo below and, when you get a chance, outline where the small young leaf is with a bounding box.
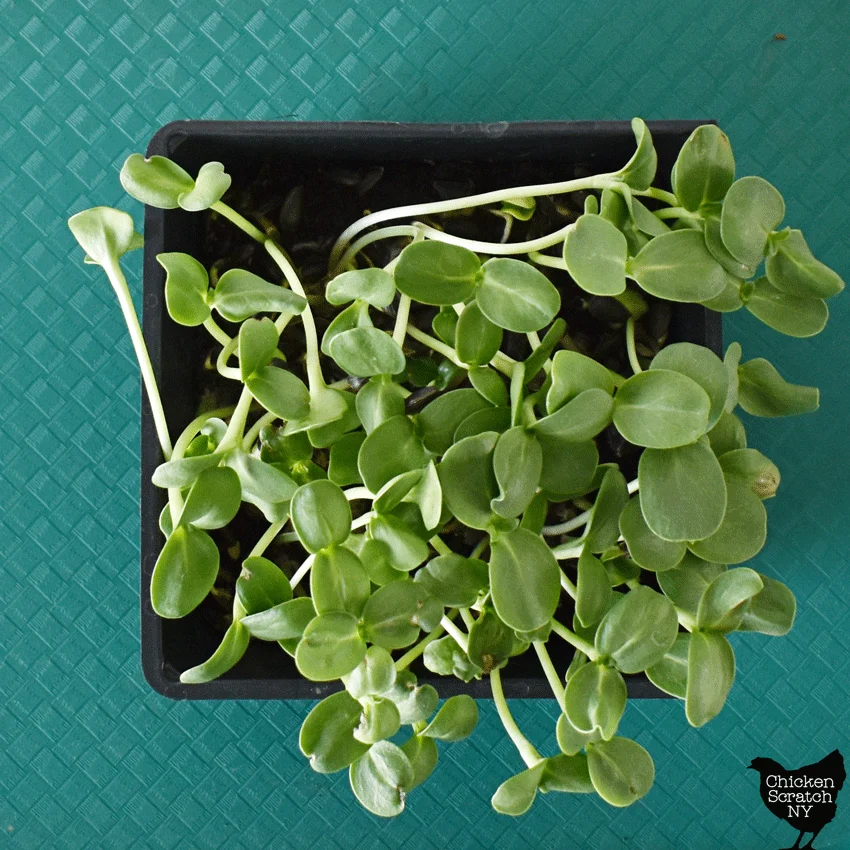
[737,358,819,417]
[68,206,143,267]
[540,754,595,794]
[212,268,307,322]
[523,318,567,384]
[246,367,311,422]
[490,528,560,632]
[418,389,493,455]
[738,575,796,636]
[765,229,844,299]
[157,252,210,326]
[547,350,616,413]
[403,460,443,530]
[355,377,406,435]
[586,737,655,807]
[476,259,561,332]
[150,524,219,618]
[745,276,829,337]
[467,608,515,672]
[702,211,755,279]
[321,302,367,356]
[295,612,367,681]
[178,465,241,530]
[723,342,742,413]
[707,412,747,457]
[645,633,690,699]
[432,307,459,344]
[344,646,397,699]
[673,124,735,211]
[179,621,250,684]
[627,230,727,302]
[532,389,614,442]
[384,670,440,724]
[368,514,430,572]
[556,713,598,756]
[585,467,629,554]
[576,548,612,628]
[618,496,685,573]
[239,316,278,378]
[420,695,478,742]
[686,631,735,727]
[362,581,439,649]
[491,427,543,518]
[236,556,292,616]
[649,342,728,431]
[455,302,504,366]
[687,478,767,564]
[469,366,508,407]
[657,552,726,618]
[400,736,438,790]
[291,480,352,553]
[613,118,657,190]
[564,661,627,740]
[311,546,370,616]
[177,161,231,211]
[438,431,500,530]
[353,697,401,745]
[595,586,679,673]
[613,369,710,449]
[359,415,427,493]
[563,214,627,296]
[423,636,483,682]
[491,762,546,816]
[719,448,780,499]
[328,431,367,486]
[226,451,298,521]
[119,153,194,209]
[327,268,396,307]
[696,567,763,631]
[240,597,316,641]
[638,442,727,542]
[720,176,785,267]
[414,554,488,608]
[300,690,370,774]
[329,327,406,377]
[394,240,480,305]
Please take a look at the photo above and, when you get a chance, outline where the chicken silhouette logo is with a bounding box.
[748,750,845,849]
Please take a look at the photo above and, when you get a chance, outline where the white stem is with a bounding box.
[542,479,639,536]
[289,554,316,591]
[393,294,412,346]
[412,221,575,256]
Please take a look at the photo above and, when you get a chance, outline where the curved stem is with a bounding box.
[634,186,678,206]
[289,553,316,590]
[344,486,373,502]
[394,624,445,671]
[654,206,701,222]
[210,201,266,242]
[528,250,568,271]
[440,615,469,653]
[330,174,617,268]
[203,316,231,348]
[430,535,452,556]
[542,479,639,536]
[413,221,574,257]
[552,540,586,560]
[490,667,542,768]
[249,521,286,559]
[559,568,578,599]
[172,406,237,461]
[550,619,598,661]
[243,410,277,450]
[103,259,172,460]
[533,641,566,712]
[626,317,642,374]
[218,388,254,453]
[335,225,418,274]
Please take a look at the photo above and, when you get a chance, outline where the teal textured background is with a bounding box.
[1,1,848,847]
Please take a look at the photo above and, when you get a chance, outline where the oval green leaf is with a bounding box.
[765,229,844,299]
[587,737,655,807]
[327,268,395,307]
[686,631,735,727]
[476,258,561,332]
[329,327,406,377]
[394,240,480,305]
[150,524,219,619]
[212,268,307,322]
[564,661,627,740]
[673,125,735,211]
[456,302,503,366]
[720,176,785,267]
[295,612,367,681]
[563,213,627,296]
[157,252,210,326]
[300,690,370,774]
[291,479,352,553]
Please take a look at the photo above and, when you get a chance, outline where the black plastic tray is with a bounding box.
[141,120,722,700]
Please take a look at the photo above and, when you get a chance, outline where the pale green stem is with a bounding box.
[552,541,587,560]
[330,174,617,268]
[210,200,266,242]
[414,221,574,256]
[470,537,489,559]
[654,206,700,221]
[250,521,286,559]
[551,619,599,661]
[290,554,316,590]
[243,411,276,450]
[394,624,446,671]
[335,224,418,273]
[634,186,678,205]
[172,406,237,460]
[559,568,578,598]
[352,512,375,530]
[216,336,241,381]
[528,251,568,271]
[526,330,542,349]
[103,258,172,460]
[509,361,524,428]
[344,486,374,502]
[533,641,566,712]
[440,616,469,652]
[626,317,643,374]
[217,388,254,453]
[393,294,412,346]
[430,535,452,556]
[277,531,300,543]
[459,608,475,631]
[490,667,542,768]
[203,316,232,348]
[542,479,639,536]
[406,325,466,367]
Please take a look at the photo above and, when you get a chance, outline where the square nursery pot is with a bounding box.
[141,120,722,701]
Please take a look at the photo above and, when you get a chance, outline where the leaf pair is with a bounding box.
[394,241,561,332]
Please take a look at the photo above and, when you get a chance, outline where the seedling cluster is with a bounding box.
[70,120,843,817]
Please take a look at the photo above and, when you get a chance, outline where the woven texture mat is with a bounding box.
[1,1,848,847]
